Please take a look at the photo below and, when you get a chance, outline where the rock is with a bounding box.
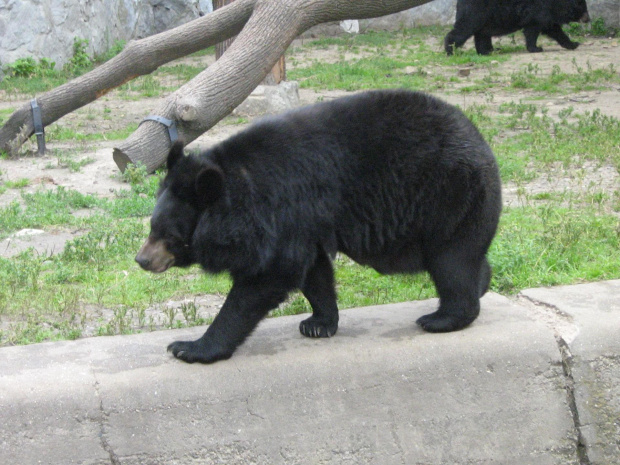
[233,81,300,118]
[588,0,620,28]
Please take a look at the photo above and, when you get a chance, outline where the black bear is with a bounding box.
[135,89,502,364]
[444,0,590,55]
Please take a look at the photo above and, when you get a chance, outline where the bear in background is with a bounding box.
[445,0,590,55]
[135,90,502,364]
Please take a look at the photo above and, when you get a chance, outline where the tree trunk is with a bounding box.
[0,0,433,171]
[215,0,285,84]
[215,1,239,59]
[0,0,257,156]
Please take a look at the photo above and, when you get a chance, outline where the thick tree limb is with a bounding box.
[114,0,433,172]
[0,0,257,155]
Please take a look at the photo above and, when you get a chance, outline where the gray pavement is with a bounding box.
[1,281,619,465]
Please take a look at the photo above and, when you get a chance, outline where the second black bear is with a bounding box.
[445,0,590,55]
[136,90,502,364]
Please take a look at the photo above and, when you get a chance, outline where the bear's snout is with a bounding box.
[580,12,590,23]
[135,237,175,273]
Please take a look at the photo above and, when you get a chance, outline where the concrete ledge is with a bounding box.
[0,292,596,464]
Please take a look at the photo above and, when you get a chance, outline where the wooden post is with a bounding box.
[213,0,285,84]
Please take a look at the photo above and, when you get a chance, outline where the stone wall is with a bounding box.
[0,0,618,69]
[0,0,211,68]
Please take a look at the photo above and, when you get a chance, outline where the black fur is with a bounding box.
[137,90,502,364]
[445,0,590,55]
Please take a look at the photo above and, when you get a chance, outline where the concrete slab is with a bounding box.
[1,293,580,464]
[521,280,620,465]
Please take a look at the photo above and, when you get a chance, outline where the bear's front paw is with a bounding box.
[566,41,580,50]
[167,339,233,364]
[299,316,338,338]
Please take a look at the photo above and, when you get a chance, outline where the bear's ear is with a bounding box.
[195,165,225,209]
[167,141,185,171]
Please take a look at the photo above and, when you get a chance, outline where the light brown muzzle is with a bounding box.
[135,236,175,273]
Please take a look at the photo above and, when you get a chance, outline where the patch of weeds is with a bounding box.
[65,38,92,75]
[122,162,149,185]
[94,40,126,64]
[57,154,96,172]
[4,57,56,78]
[566,17,617,38]
[46,122,138,142]
[118,75,164,98]
[158,63,205,83]
[222,116,249,125]
[3,178,30,189]
[0,187,99,238]
[180,300,208,326]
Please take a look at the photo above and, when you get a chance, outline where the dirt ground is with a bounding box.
[0,33,619,332]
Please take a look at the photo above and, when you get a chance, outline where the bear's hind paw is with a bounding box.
[416,311,476,333]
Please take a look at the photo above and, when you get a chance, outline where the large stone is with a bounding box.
[589,0,620,28]
[233,81,300,118]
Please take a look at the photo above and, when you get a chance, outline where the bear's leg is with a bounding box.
[474,34,494,55]
[523,27,543,53]
[417,248,483,332]
[444,29,471,55]
[299,248,339,338]
[168,276,292,363]
[543,24,580,50]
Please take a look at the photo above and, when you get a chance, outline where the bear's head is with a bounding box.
[135,142,225,273]
[571,0,590,23]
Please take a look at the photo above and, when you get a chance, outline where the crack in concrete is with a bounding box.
[91,369,122,465]
[516,294,579,344]
[245,397,266,420]
[518,294,591,464]
[557,338,591,465]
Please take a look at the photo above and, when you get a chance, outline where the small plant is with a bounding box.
[122,162,149,185]
[4,178,30,189]
[66,38,92,74]
[583,17,616,37]
[5,57,56,78]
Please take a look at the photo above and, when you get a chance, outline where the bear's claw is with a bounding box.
[299,317,338,338]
